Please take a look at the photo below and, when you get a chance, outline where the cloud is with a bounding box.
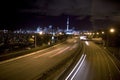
[19,0,120,22]
[46,0,91,15]
[21,0,91,16]
[91,0,119,16]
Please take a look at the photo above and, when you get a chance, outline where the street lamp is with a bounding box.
[96,32,99,35]
[102,31,105,34]
[110,28,115,33]
[105,28,115,47]
[32,35,36,48]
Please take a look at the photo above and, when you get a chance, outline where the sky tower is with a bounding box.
[65,17,74,35]
[67,17,69,31]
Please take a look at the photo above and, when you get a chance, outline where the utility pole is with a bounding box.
[32,35,37,48]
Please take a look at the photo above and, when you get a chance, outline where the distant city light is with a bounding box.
[59,32,62,35]
[89,32,92,35]
[39,31,43,35]
[96,32,99,35]
[87,32,90,35]
[32,35,35,38]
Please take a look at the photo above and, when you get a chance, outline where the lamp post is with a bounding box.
[106,28,115,47]
[32,35,36,48]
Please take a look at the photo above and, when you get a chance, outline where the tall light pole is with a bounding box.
[106,28,115,47]
[32,35,36,48]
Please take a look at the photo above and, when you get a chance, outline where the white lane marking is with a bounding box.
[65,54,86,80]
[34,48,62,58]
[50,47,70,58]
[85,41,89,46]
[0,43,63,64]
[71,54,86,80]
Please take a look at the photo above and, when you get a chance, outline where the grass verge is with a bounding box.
[0,40,67,61]
[0,45,50,61]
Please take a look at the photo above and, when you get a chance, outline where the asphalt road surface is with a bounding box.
[65,41,120,80]
[0,37,79,80]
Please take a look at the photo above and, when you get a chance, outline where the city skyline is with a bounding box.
[0,0,120,30]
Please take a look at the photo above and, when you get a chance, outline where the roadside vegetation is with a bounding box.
[0,31,68,61]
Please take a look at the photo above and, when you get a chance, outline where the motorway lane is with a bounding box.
[66,41,120,80]
[0,38,79,80]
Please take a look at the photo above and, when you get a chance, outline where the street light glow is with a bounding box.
[96,32,99,35]
[102,31,104,34]
[39,31,43,35]
[32,35,35,38]
[110,28,115,33]
[59,32,62,35]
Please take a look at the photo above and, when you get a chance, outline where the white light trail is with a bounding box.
[71,54,86,80]
[65,54,86,80]
[85,41,89,46]
[34,48,62,58]
[0,43,63,64]
[50,47,70,57]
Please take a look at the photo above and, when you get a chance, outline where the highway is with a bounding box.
[0,37,80,80]
[65,41,120,80]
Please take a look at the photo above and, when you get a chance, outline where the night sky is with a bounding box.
[0,0,120,30]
